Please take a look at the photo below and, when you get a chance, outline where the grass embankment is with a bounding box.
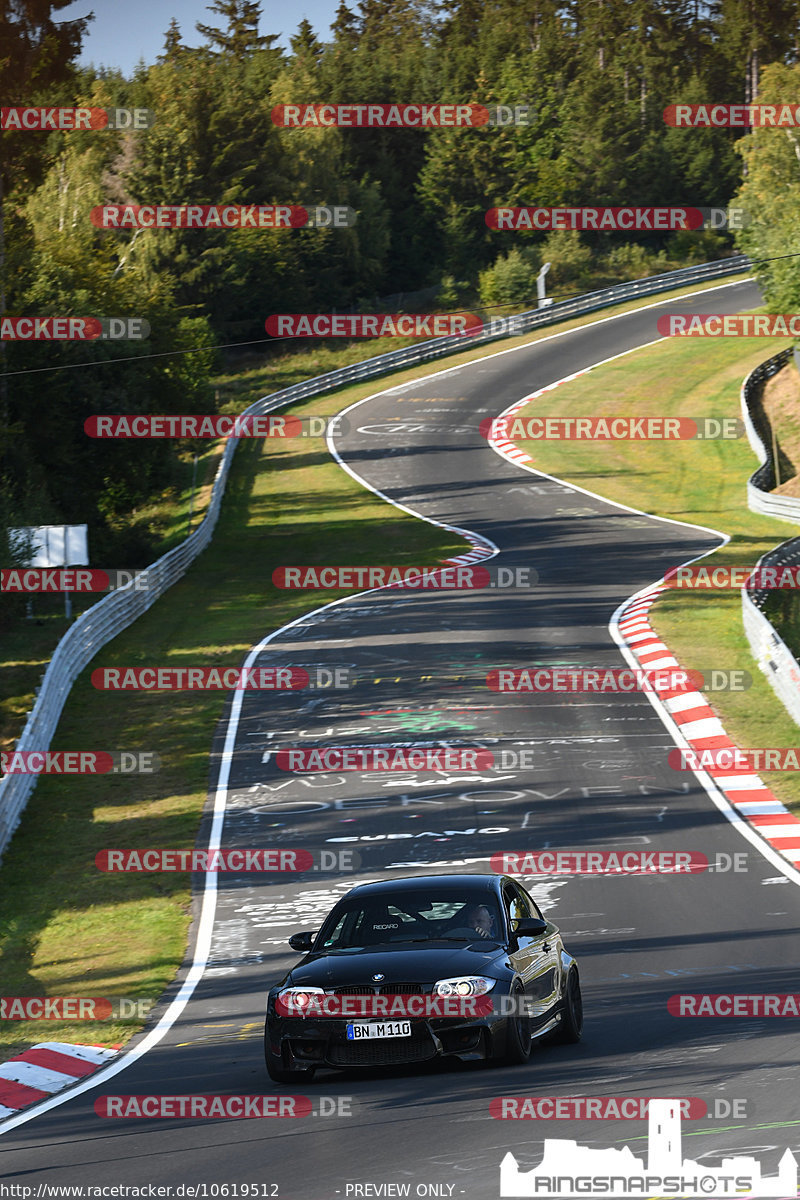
[0,385,468,1063]
[0,269,753,1063]
[511,333,800,814]
[760,360,800,651]
[3,268,748,758]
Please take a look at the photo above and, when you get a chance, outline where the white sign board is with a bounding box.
[9,525,88,567]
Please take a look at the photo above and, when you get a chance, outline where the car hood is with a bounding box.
[284,942,504,988]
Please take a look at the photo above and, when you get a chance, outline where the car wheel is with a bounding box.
[504,983,533,1064]
[554,968,583,1043]
[264,1029,316,1084]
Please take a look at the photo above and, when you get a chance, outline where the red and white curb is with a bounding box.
[442,538,496,566]
[0,1043,119,1118]
[617,586,800,867]
[486,378,800,872]
[486,373,592,465]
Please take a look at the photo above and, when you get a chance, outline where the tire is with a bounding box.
[503,983,533,1064]
[554,969,583,1044]
[264,1028,315,1084]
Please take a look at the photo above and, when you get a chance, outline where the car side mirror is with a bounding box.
[514,917,548,936]
[288,931,316,951]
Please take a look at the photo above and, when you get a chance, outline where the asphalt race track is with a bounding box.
[3,278,800,1200]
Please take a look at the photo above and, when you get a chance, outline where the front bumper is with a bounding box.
[267,1014,502,1069]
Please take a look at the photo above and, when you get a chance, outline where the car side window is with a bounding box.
[504,887,526,934]
[512,884,535,918]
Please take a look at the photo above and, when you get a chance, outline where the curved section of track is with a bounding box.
[5,278,800,1200]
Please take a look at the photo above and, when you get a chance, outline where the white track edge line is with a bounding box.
[0,273,761,1136]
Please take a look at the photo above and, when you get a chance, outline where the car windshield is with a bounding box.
[316,890,503,950]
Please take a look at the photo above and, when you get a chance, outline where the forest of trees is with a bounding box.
[1,0,799,568]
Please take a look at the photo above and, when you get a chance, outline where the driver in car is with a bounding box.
[465,904,495,939]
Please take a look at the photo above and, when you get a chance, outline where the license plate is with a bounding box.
[346,1021,412,1040]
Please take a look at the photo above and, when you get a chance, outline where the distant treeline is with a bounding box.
[1,0,798,565]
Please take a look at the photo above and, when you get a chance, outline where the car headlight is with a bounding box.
[275,986,325,1015]
[432,976,496,998]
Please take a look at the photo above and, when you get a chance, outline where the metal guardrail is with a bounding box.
[742,538,800,728]
[0,254,754,861]
[740,347,800,727]
[740,346,800,520]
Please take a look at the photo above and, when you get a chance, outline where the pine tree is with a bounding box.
[196,0,277,57]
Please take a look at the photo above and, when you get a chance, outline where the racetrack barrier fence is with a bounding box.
[0,255,753,861]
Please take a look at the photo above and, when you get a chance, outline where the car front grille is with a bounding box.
[331,983,424,996]
[327,1025,436,1067]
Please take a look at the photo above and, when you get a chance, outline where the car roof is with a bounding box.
[343,874,508,897]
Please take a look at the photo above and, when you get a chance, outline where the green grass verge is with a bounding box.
[510,332,800,815]
[0,268,755,1063]
[1,269,749,759]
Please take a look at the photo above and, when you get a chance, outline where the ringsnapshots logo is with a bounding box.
[265,313,482,338]
[84,414,349,439]
[480,415,744,440]
[95,847,360,872]
[272,103,532,127]
[658,314,800,337]
[664,102,800,127]
[1,751,159,776]
[487,668,751,693]
[0,317,149,340]
[1,107,155,131]
[272,565,536,590]
[498,1099,797,1197]
[91,205,355,229]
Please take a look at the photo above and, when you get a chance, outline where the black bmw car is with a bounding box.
[264,873,582,1080]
